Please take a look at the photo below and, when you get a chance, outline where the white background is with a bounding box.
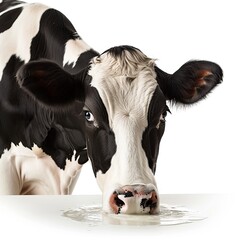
[29,0,239,195]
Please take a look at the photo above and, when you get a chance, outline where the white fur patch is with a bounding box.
[0,143,82,194]
[63,38,91,67]
[89,51,158,129]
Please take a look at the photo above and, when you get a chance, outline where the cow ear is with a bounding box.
[155,60,223,104]
[17,60,86,107]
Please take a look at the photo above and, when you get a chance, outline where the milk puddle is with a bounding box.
[62,204,205,226]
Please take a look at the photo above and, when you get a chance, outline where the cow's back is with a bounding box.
[0,0,98,194]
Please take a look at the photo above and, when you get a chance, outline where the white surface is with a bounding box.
[0,194,239,239]
[14,1,240,194]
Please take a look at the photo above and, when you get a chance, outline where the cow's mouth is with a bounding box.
[109,185,159,214]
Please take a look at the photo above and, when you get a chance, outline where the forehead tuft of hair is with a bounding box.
[93,45,156,78]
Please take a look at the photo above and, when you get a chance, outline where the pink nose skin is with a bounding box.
[109,184,159,214]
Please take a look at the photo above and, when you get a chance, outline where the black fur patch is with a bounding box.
[0,55,88,169]
[142,87,167,173]
[0,55,53,155]
[0,6,22,33]
[0,0,24,13]
[30,8,80,64]
[84,84,117,176]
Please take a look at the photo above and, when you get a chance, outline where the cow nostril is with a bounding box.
[140,198,150,208]
[140,197,157,211]
[109,191,125,214]
[115,195,125,208]
[140,191,158,214]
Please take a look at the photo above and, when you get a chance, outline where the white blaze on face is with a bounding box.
[89,49,159,212]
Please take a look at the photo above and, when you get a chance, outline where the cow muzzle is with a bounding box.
[109,184,159,214]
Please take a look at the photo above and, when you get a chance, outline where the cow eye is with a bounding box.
[160,106,171,123]
[160,113,166,124]
[161,111,167,121]
[84,111,95,122]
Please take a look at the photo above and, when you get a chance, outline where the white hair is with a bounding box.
[91,48,156,79]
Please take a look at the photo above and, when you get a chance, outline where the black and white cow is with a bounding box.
[0,0,222,214]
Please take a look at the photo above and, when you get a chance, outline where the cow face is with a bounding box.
[84,47,168,214]
[17,45,222,214]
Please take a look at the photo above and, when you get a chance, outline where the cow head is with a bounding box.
[17,46,222,214]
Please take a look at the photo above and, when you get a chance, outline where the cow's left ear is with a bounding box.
[17,60,86,107]
[155,60,223,104]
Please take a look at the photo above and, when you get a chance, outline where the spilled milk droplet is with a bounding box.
[62,204,206,226]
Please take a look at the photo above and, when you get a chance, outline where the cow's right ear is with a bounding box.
[17,60,86,107]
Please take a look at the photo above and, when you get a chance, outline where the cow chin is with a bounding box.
[96,171,160,215]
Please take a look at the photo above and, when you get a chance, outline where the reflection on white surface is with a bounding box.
[62,204,205,226]
[0,195,237,239]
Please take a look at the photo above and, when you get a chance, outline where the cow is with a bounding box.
[0,0,222,214]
